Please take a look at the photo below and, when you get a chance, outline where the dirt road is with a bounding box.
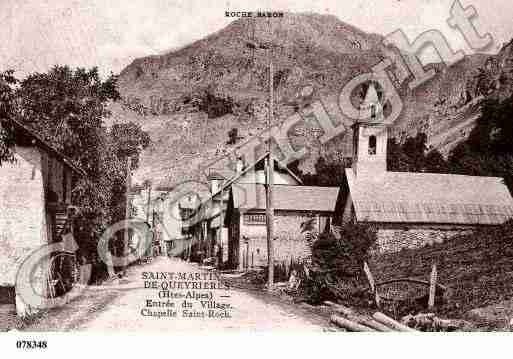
[25,257,326,331]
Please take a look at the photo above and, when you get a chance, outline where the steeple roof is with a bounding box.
[357,83,384,124]
[361,83,380,108]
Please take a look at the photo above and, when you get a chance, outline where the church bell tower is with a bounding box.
[351,83,388,179]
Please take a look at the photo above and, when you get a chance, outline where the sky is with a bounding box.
[1,0,512,78]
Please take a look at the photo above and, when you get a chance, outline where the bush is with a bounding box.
[197,91,234,118]
[227,128,239,145]
[300,223,377,304]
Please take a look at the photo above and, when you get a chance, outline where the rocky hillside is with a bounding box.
[111,13,513,187]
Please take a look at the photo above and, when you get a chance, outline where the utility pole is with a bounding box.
[145,181,152,257]
[124,156,132,272]
[266,60,275,290]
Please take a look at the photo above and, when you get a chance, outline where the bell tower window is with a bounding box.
[368,135,377,155]
[370,104,376,120]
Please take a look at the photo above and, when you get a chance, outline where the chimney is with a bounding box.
[236,156,244,174]
[207,171,225,194]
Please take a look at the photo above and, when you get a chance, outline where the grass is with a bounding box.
[369,222,513,323]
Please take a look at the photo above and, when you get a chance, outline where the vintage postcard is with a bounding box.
[1,0,513,345]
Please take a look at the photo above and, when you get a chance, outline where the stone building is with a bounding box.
[339,84,513,254]
[180,151,339,269]
[0,118,85,316]
[216,152,339,270]
[225,182,339,269]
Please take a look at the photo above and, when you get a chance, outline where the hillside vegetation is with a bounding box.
[370,221,513,322]
[112,13,513,187]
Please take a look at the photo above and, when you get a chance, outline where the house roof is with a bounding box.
[209,151,303,199]
[345,169,513,225]
[232,183,340,212]
[2,118,86,177]
[206,171,225,180]
[198,151,303,210]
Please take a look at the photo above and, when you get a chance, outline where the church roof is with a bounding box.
[357,83,383,125]
[232,183,339,212]
[345,169,513,225]
[361,83,380,108]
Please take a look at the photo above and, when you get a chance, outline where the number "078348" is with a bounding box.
[16,340,47,349]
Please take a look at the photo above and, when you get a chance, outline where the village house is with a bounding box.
[0,118,85,316]
[339,84,513,254]
[182,152,340,270]
[130,184,169,258]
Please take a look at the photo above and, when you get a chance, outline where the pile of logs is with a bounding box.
[401,313,471,331]
[325,301,418,332]
[326,301,470,332]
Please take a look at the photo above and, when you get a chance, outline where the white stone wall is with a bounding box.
[237,211,316,269]
[0,147,48,288]
[372,226,472,254]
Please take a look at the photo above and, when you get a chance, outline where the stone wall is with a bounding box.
[238,211,323,269]
[0,147,48,287]
[372,225,472,255]
[0,146,48,316]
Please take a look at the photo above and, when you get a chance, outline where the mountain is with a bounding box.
[111,12,513,187]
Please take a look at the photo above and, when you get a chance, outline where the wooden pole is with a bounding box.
[363,261,381,308]
[145,182,153,257]
[145,182,152,224]
[246,240,250,271]
[219,188,225,266]
[124,156,132,270]
[188,235,192,262]
[266,61,275,290]
[428,262,438,309]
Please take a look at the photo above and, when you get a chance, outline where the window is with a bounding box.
[368,135,377,155]
[370,104,376,120]
[243,213,266,225]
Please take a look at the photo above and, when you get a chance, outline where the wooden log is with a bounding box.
[324,301,355,316]
[428,262,438,309]
[373,312,418,332]
[325,301,392,332]
[357,317,394,332]
[330,315,376,332]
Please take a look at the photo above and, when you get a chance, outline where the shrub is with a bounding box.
[300,223,377,304]
[198,91,234,118]
[227,128,239,145]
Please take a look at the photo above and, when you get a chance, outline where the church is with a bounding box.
[339,84,513,254]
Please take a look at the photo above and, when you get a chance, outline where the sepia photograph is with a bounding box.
[1,1,513,351]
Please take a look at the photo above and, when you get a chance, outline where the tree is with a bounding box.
[296,156,350,187]
[16,66,120,173]
[0,70,18,166]
[388,132,448,173]
[448,95,513,192]
[15,65,150,274]
[110,122,151,169]
[227,127,239,145]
